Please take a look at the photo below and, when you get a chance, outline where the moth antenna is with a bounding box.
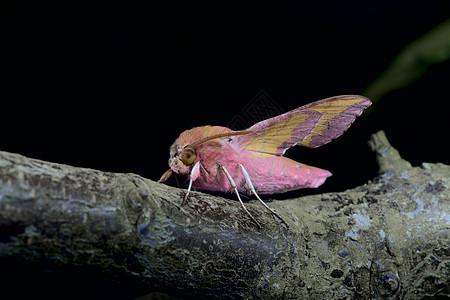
[187,130,253,148]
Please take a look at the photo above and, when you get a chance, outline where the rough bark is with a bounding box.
[0,131,448,299]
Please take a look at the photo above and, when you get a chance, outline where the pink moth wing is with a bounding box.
[233,95,372,153]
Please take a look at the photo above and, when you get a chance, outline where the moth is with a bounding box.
[159,95,371,228]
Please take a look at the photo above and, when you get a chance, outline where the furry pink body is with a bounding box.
[172,126,331,194]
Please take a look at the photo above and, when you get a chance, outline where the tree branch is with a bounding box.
[0,131,448,299]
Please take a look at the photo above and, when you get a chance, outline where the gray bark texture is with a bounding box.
[0,131,448,299]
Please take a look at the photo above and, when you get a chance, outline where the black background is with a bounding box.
[1,1,449,299]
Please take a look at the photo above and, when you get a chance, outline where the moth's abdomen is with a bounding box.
[242,153,332,194]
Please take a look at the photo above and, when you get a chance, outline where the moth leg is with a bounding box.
[237,163,289,228]
[182,161,201,205]
[219,164,262,229]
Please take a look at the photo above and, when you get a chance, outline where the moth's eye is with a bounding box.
[180,148,196,165]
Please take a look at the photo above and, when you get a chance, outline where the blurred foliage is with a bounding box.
[364,19,450,110]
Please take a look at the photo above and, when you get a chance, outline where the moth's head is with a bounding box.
[157,128,201,183]
[167,142,197,176]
